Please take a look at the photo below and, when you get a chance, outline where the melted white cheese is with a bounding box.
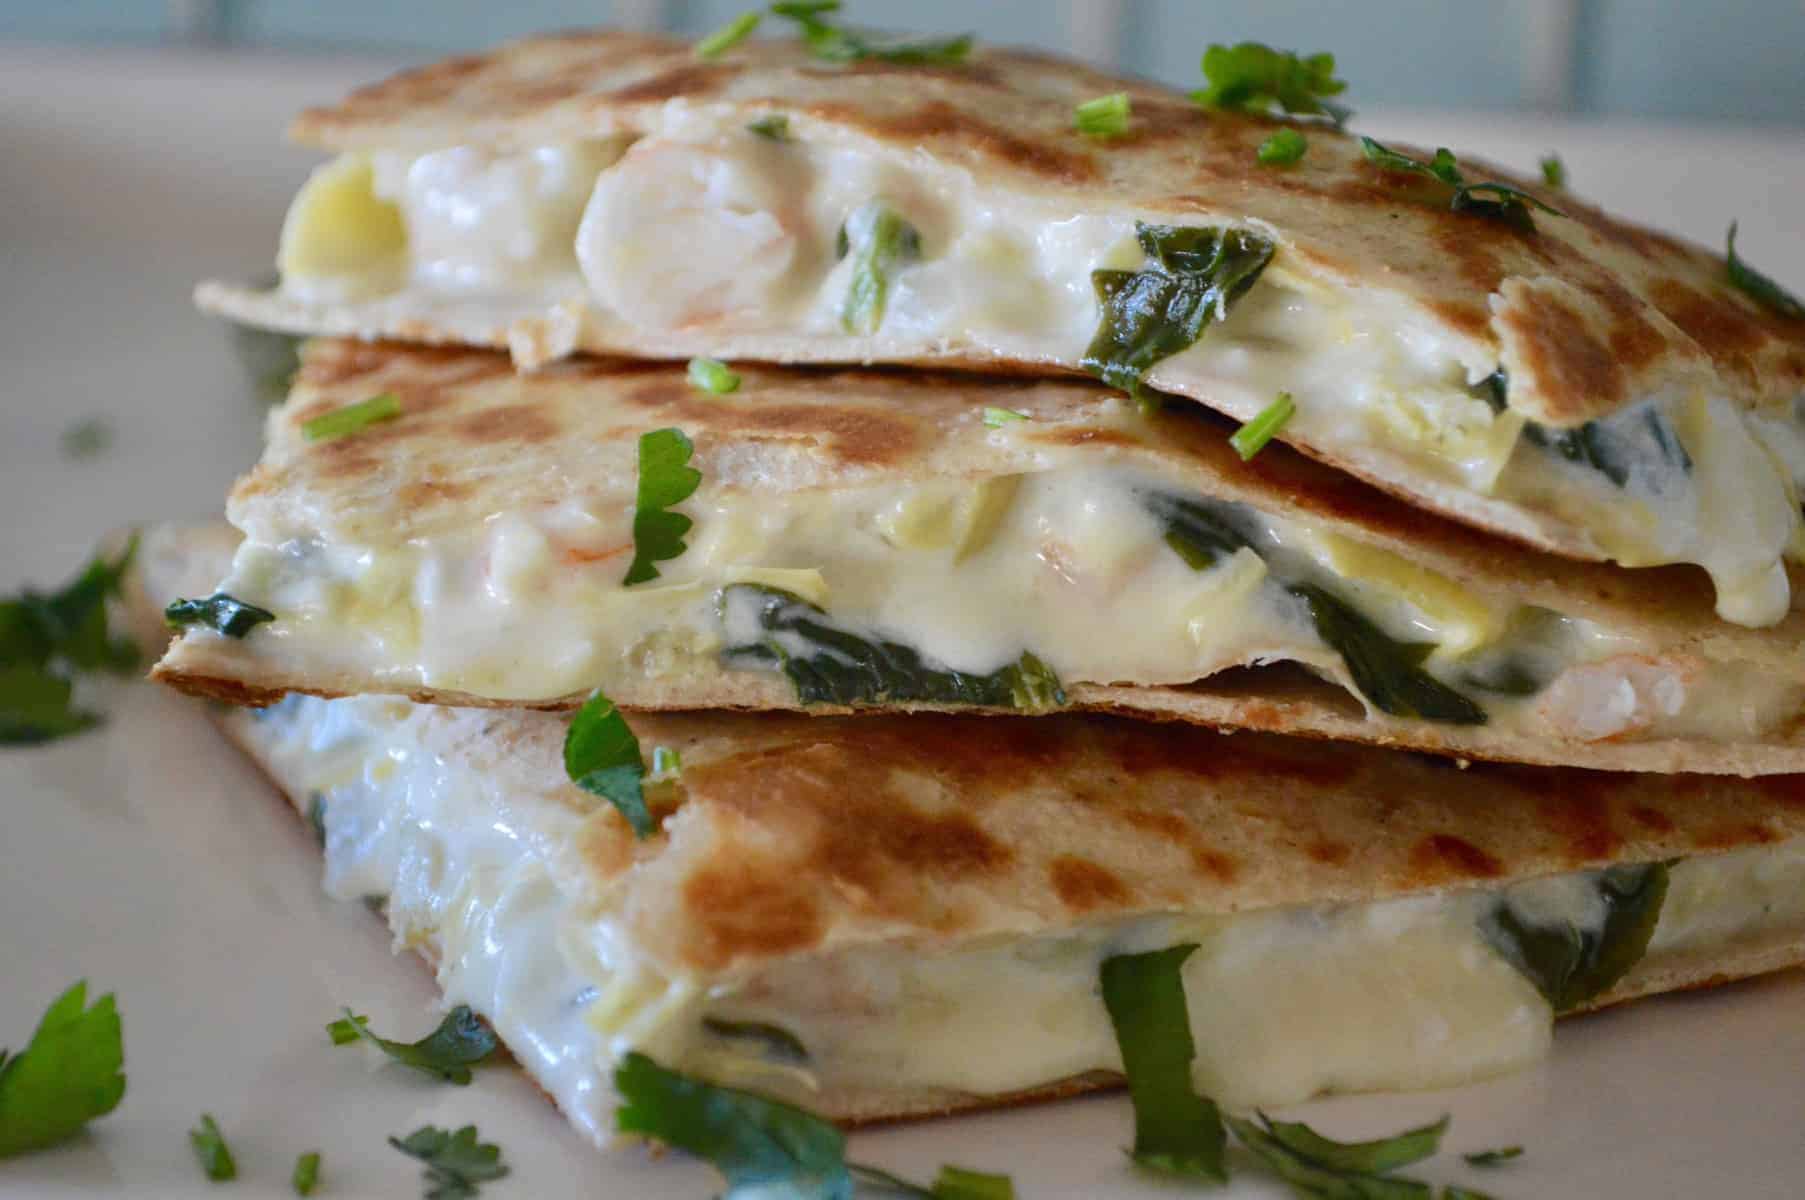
[243,694,1805,1138]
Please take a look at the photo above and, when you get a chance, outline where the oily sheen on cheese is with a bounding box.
[233,693,1805,1141]
[258,118,1805,626]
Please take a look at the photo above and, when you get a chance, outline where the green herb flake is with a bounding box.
[1257,127,1308,166]
[307,794,328,847]
[1444,1188,1500,1200]
[300,392,401,442]
[1082,223,1275,398]
[60,417,113,460]
[687,357,742,395]
[649,744,682,779]
[839,202,923,335]
[623,427,703,587]
[1480,862,1668,1011]
[1540,154,1566,189]
[982,407,1029,428]
[747,113,791,141]
[389,1124,509,1199]
[1229,391,1295,459]
[770,1,973,66]
[931,1165,1016,1199]
[565,688,655,838]
[293,1150,322,1195]
[164,593,276,639]
[1074,92,1132,138]
[1463,1145,1524,1167]
[1099,945,1226,1180]
[696,9,761,58]
[0,982,126,1158]
[1290,582,1488,725]
[189,1114,237,1182]
[1726,222,1805,318]
[1227,1112,1438,1198]
[701,1017,809,1064]
[1361,137,1564,230]
[326,1005,498,1084]
[1,538,140,745]
[1192,42,1350,125]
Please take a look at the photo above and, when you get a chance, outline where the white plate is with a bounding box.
[3,43,1803,1199]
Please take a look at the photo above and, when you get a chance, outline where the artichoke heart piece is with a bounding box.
[277,153,407,295]
[874,476,1023,563]
[1306,531,1509,660]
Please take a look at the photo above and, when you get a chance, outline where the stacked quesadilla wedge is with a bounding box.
[197,32,1805,626]
[134,521,1805,1137]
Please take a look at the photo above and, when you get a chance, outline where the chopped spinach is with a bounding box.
[1290,584,1488,725]
[719,584,1064,710]
[1479,862,1669,1011]
[838,202,923,335]
[1081,223,1274,399]
[1145,493,1252,571]
[701,1018,810,1065]
[1483,368,1691,489]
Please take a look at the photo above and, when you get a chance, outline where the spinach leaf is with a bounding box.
[1479,862,1669,1011]
[839,202,923,334]
[164,592,276,638]
[1082,223,1274,398]
[1227,1113,1435,1198]
[1522,409,1691,489]
[719,584,1065,710]
[701,1018,810,1065]
[1289,584,1488,725]
[1145,492,1251,571]
[1100,945,1227,1180]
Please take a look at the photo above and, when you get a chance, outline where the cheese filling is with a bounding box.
[212,457,1801,741]
[241,693,1805,1142]
[272,129,1805,624]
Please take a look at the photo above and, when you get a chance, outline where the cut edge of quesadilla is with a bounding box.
[197,31,1805,625]
[136,522,1805,1138]
[151,345,1805,775]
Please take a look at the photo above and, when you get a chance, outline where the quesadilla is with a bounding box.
[136,521,1805,1138]
[196,31,1805,626]
[152,340,1805,775]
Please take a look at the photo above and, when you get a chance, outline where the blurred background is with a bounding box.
[4,0,1803,124]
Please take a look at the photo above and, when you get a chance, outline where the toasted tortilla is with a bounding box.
[196,30,1805,623]
[136,521,1805,1135]
[154,341,1805,774]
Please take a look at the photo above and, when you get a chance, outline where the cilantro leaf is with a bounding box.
[982,407,1029,428]
[839,201,923,335]
[0,982,126,1158]
[0,666,102,746]
[301,392,401,442]
[770,1,973,66]
[1193,42,1350,126]
[930,1165,1016,1199]
[1082,223,1274,398]
[390,1124,509,1199]
[697,10,761,58]
[1360,137,1564,231]
[1074,92,1132,138]
[1479,862,1668,1011]
[1230,391,1295,459]
[1726,223,1805,318]
[1258,127,1308,166]
[701,1018,810,1065]
[748,114,791,141]
[293,1150,322,1195]
[1463,1145,1523,1167]
[1227,1112,1436,1198]
[1540,154,1566,189]
[1,537,141,744]
[165,593,277,639]
[189,1113,237,1182]
[623,428,703,587]
[326,1005,498,1084]
[687,357,742,394]
[564,688,655,837]
[1257,1112,1449,1174]
[60,417,113,460]
[614,1051,855,1198]
[1099,945,1226,1180]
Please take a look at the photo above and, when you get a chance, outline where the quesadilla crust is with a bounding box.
[275,31,1805,427]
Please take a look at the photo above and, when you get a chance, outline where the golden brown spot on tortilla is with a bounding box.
[1034,425,1143,450]
[607,62,733,103]
[452,403,561,444]
[1753,775,1805,810]
[826,99,1100,185]
[1497,291,1624,417]
[1049,855,1130,911]
[396,478,477,508]
[1190,846,1241,883]
[1410,833,1505,881]
[1307,839,1352,866]
[795,59,1009,89]
[1630,804,1677,834]
[622,377,920,466]
[683,860,824,969]
[1697,822,1780,850]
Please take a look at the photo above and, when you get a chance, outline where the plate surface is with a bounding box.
[2,43,1803,1199]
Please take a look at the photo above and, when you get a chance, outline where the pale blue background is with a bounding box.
[2,0,1803,124]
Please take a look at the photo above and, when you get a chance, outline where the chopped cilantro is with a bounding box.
[1074,92,1132,138]
[687,357,742,395]
[622,427,703,586]
[1100,945,1226,1180]
[1360,137,1564,230]
[164,593,276,639]
[189,1114,237,1182]
[300,392,401,442]
[0,982,125,1158]
[839,201,923,335]
[293,1150,322,1195]
[1726,222,1805,318]
[1257,127,1308,166]
[60,417,113,460]
[748,114,791,141]
[1,538,140,745]
[649,744,682,779]
[770,1,973,66]
[1540,154,1566,189]
[701,1018,809,1064]
[1193,42,1350,126]
[389,1125,509,1199]
[1227,1111,1443,1197]
[982,407,1029,428]
[697,10,761,58]
[326,1005,498,1084]
[1229,391,1295,459]
[1463,1145,1524,1167]
[564,688,655,838]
